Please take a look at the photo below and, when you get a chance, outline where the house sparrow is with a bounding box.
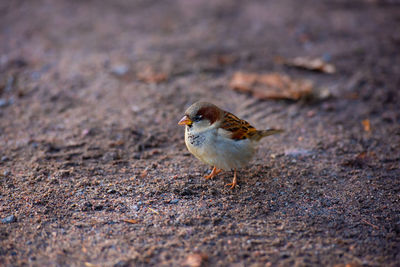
[178,101,283,189]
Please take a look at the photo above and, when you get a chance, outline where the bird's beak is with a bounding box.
[178,115,192,126]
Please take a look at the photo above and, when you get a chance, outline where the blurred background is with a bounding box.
[1,0,399,266]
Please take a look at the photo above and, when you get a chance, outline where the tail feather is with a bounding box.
[252,128,284,141]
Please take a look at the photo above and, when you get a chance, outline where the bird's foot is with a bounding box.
[204,166,222,180]
[225,170,238,189]
[225,181,239,189]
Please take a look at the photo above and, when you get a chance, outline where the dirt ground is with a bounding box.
[1,0,399,266]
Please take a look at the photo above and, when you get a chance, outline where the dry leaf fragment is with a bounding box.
[362,119,371,132]
[140,170,148,178]
[183,253,208,267]
[122,219,139,224]
[84,262,99,267]
[283,57,336,74]
[361,218,379,230]
[230,71,313,100]
[148,207,159,214]
[333,263,362,267]
[109,140,125,147]
[343,151,376,168]
[214,54,236,66]
[137,66,167,83]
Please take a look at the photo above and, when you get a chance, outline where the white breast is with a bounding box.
[185,126,257,170]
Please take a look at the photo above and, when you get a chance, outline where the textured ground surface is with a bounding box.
[1,0,400,266]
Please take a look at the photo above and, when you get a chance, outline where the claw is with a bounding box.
[204,166,222,180]
[225,169,238,189]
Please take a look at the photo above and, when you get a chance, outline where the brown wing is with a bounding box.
[220,112,258,140]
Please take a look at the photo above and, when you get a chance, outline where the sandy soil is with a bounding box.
[1,0,399,266]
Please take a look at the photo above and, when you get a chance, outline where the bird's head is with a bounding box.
[178,101,222,131]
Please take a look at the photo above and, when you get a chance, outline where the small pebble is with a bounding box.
[1,215,16,224]
[0,99,8,107]
[107,188,117,194]
[284,148,312,157]
[5,76,14,92]
[31,71,41,80]
[322,52,332,62]
[31,142,39,148]
[111,64,129,76]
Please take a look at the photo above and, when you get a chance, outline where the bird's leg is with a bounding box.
[226,169,238,189]
[204,166,222,180]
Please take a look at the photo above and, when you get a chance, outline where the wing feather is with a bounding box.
[220,112,258,140]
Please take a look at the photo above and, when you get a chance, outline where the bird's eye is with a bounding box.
[193,115,203,122]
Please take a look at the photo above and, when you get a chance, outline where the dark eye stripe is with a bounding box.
[193,115,203,122]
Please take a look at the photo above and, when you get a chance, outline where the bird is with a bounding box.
[178,101,283,189]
